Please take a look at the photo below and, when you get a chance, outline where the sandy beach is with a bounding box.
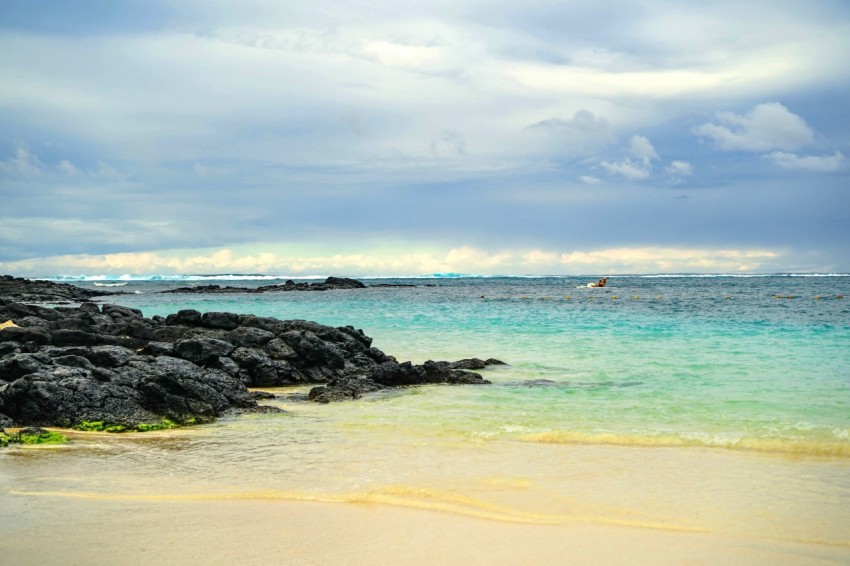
[3,494,848,565]
[3,429,849,565]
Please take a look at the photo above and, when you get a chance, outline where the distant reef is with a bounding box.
[0,275,416,303]
[160,276,418,294]
[0,276,501,437]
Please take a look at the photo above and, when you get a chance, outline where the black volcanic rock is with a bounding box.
[0,276,500,431]
[163,276,375,294]
[307,358,503,403]
[0,275,120,303]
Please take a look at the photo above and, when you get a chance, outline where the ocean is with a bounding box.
[2,274,850,562]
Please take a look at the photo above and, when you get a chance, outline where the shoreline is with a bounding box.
[3,424,849,564]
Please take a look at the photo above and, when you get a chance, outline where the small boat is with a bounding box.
[579,277,608,288]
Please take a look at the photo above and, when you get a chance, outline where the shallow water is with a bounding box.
[2,275,850,559]
[94,275,850,455]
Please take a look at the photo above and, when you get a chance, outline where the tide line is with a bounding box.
[8,487,706,532]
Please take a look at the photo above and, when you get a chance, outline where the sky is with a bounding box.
[1,0,849,277]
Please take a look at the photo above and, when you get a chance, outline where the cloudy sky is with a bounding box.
[1,1,848,276]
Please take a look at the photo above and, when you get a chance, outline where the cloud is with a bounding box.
[58,160,79,175]
[692,102,814,152]
[665,160,693,177]
[557,246,781,273]
[361,40,444,70]
[579,175,602,185]
[692,103,844,173]
[764,150,844,172]
[526,110,616,153]
[430,130,466,156]
[0,145,126,181]
[628,135,658,163]
[193,163,235,178]
[1,3,849,273]
[599,135,659,180]
[0,244,787,277]
[0,144,45,176]
[600,159,651,180]
[90,161,125,181]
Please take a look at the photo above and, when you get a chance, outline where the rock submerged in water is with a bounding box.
[0,286,500,431]
[307,359,503,403]
[161,276,369,294]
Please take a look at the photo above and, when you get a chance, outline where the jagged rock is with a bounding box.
[88,346,135,368]
[0,276,500,432]
[163,276,376,294]
[449,358,488,370]
[201,311,241,330]
[250,390,276,400]
[0,275,120,303]
[230,347,280,386]
[173,337,236,365]
[0,326,51,345]
[228,326,276,348]
[101,304,143,319]
[0,342,20,357]
[308,374,386,403]
[322,276,367,289]
[307,358,500,403]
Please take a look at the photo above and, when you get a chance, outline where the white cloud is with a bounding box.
[58,160,79,175]
[557,246,780,273]
[361,39,443,70]
[526,110,616,153]
[628,135,658,163]
[692,102,814,152]
[764,150,844,172]
[89,161,125,181]
[0,145,45,176]
[193,163,235,178]
[600,159,651,180]
[579,175,602,185]
[0,244,786,277]
[665,160,693,177]
[599,135,658,180]
[430,130,466,156]
[0,145,126,181]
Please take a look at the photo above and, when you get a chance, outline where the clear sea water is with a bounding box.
[3,274,850,553]
[84,274,850,457]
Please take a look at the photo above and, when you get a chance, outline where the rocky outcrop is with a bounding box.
[0,275,120,303]
[162,276,369,294]
[308,358,504,403]
[0,297,498,429]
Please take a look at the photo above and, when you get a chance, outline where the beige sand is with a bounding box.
[2,496,847,565]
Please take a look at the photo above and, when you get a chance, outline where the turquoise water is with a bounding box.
[97,275,850,456]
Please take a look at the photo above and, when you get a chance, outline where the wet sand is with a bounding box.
[2,415,849,565]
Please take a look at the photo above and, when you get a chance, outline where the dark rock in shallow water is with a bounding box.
[162,276,383,294]
[0,275,500,430]
[309,374,386,403]
[321,276,367,289]
[307,358,501,403]
[250,390,276,400]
